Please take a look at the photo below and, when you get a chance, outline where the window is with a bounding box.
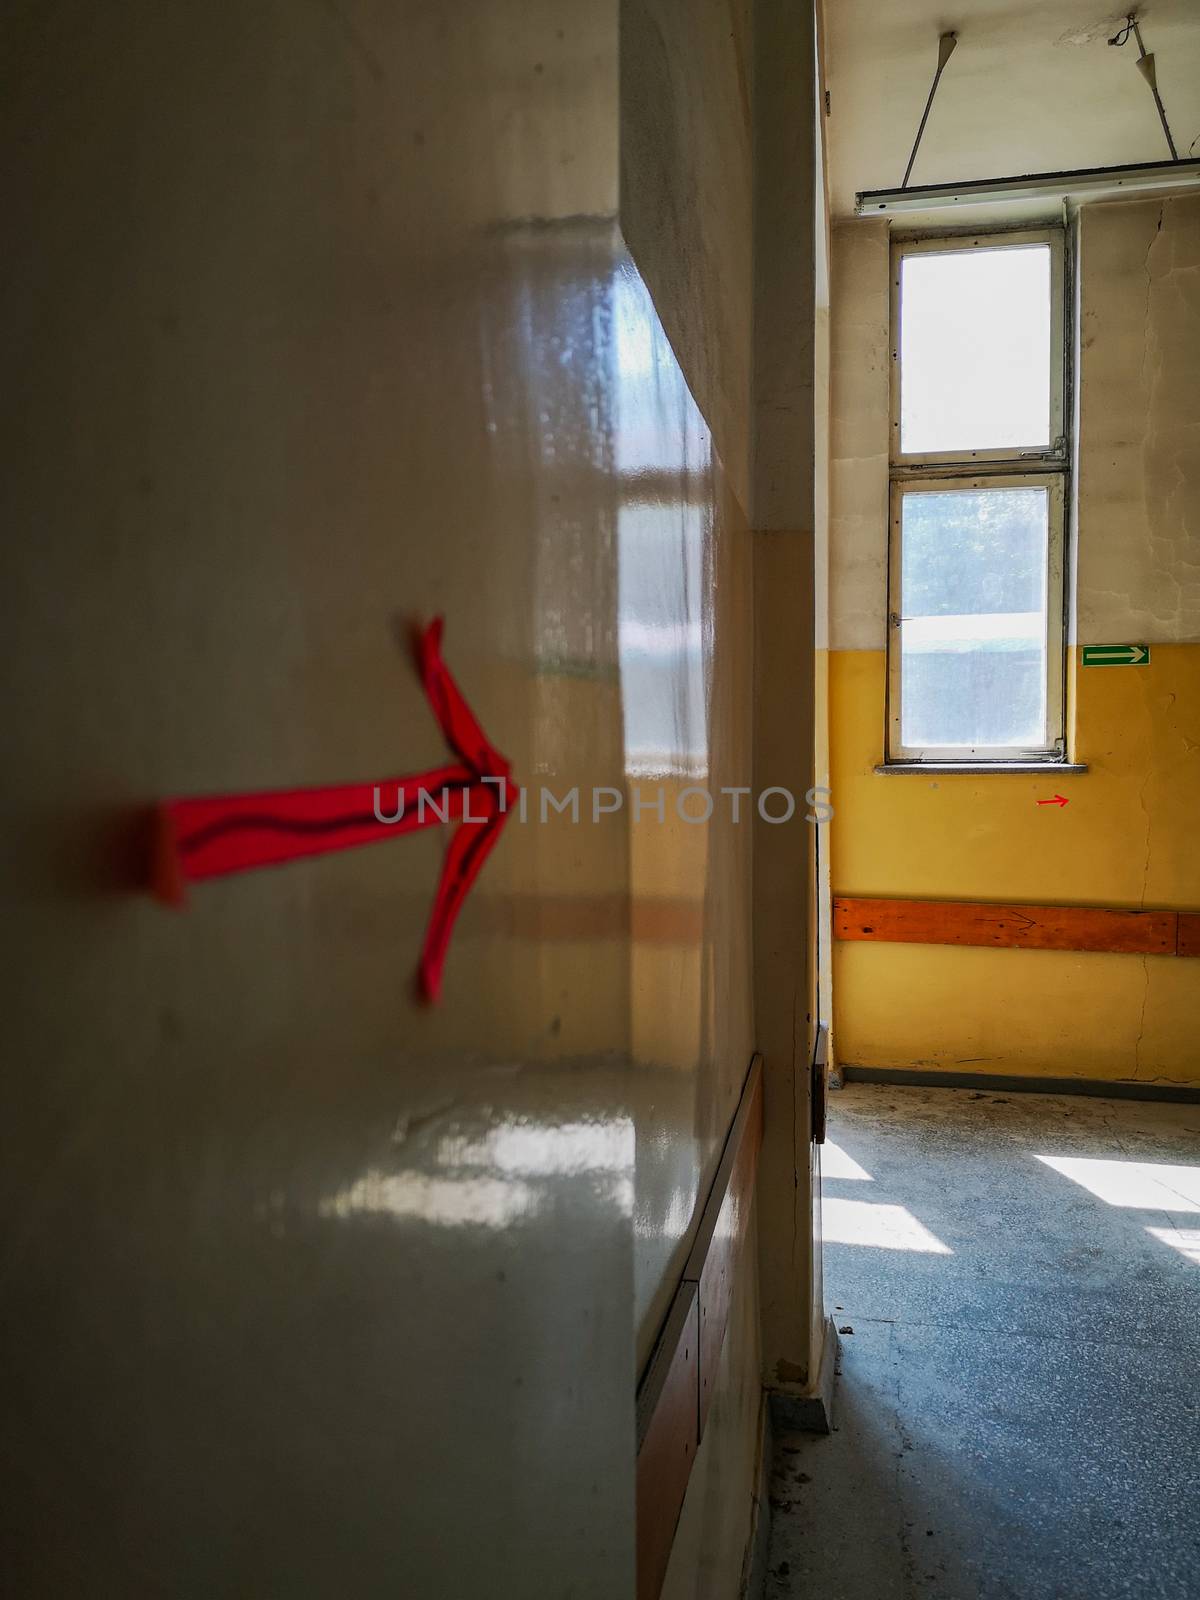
[887,229,1068,764]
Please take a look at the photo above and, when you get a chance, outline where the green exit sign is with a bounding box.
[1082,644,1150,667]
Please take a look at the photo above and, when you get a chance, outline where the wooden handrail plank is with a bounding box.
[635,1284,699,1600]
[833,896,1178,956]
[683,1054,763,1435]
[635,1054,764,1600]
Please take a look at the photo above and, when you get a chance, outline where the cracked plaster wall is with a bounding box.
[1079,195,1200,646]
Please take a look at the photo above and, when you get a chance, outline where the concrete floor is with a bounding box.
[766,1082,1200,1600]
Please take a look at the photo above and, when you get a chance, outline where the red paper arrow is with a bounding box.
[1036,794,1069,808]
[153,618,515,1003]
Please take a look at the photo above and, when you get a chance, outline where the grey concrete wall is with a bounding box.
[828,217,890,652]
[619,2,767,1593]
[620,0,755,512]
[753,0,824,1394]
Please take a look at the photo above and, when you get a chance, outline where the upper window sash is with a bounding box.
[889,228,1067,470]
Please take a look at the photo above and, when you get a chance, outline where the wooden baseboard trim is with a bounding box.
[840,1065,1200,1104]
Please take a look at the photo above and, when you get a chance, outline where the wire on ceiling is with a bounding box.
[1108,13,1179,161]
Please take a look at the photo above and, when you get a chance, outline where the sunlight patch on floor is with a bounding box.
[822,1196,952,1253]
[822,1139,873,1181]
[1035,1155,1200,1212]
[1145,1226,1200,1266]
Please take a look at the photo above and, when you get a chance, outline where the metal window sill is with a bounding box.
[875,761,1088,776]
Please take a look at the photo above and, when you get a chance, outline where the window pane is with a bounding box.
[900,245,1051,454]
[900,488,1048,749]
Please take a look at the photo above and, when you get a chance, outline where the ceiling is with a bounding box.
[824,0,1200,215]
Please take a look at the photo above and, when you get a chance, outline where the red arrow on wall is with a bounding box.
[1036,794,1069,808]
[153,618,515,1003]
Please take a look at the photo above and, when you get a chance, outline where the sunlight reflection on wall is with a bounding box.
[318,1116,634,1230]
[614,263,712,780]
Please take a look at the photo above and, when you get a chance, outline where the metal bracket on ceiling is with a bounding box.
[901,31,958,190]
[892,13,1182,208]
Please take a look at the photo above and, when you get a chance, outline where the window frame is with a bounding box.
[885,225,1071,767]
[887,472,1066,763]
[889,227,1067,469]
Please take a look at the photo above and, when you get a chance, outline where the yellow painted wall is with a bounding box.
[830,646,1200,1083]
[828,195,1200,1089]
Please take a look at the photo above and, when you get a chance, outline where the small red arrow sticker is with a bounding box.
[153,618,515,1003]
[1036,794,1069,808]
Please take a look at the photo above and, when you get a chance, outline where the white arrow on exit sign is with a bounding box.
[1081,644,1150,666]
